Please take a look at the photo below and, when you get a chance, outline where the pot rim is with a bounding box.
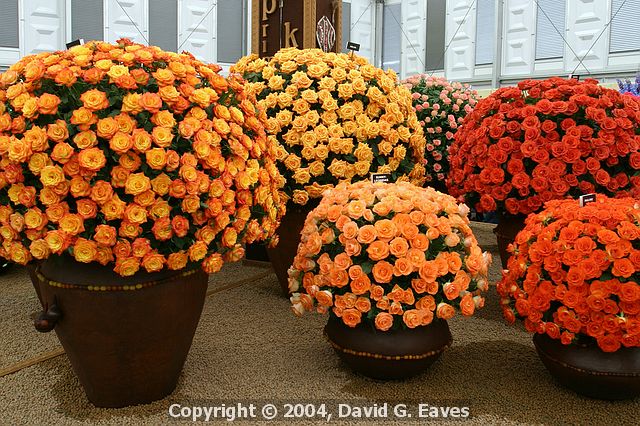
[324,329,452,361]
[35,262,205,292]
[324,318,453,361]
[533,333,640,378]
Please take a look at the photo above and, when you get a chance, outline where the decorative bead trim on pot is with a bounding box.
[324,330,453,361]
[34,268,200,292]
[540,349,640,378]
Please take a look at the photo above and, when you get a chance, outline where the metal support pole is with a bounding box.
[242,0,249,56]
[374,0,384,68]
[491,0,504,89]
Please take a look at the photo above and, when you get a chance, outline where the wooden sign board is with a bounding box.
[252,0,342,57]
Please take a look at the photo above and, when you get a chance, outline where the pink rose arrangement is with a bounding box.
[402,75,478,187]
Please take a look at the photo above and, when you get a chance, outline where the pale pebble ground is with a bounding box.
[0,222,638,426]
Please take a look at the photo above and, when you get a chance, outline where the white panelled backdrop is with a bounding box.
[0,0,638,85]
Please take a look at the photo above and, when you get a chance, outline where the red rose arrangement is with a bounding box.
[402,75,478,186]
[497,196,640,352]
[0,39,285,276]
[289,180,491,330]
[447,77,640,215]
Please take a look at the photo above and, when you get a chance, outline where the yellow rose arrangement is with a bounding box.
[289,180,491,330]
[231,48,426,206]
[0,39,285,276]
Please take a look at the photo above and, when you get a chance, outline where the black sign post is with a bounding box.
[66,39,84,49]
[346,41,360,51]
[370,173,392,184]
[579,193,596,207]
[346,41,360,58]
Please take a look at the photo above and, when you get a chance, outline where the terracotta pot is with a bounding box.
[533,333,640,400]
[30,254,208,408]
[493,212,527,269]
[324,316,452,380]
[267,200,318,296]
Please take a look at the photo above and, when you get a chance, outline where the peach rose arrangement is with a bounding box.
[231,48,426,206]
[289,180,491,330]
[0,39,285,276]
[498,196,640,352]
[402,75,477,187]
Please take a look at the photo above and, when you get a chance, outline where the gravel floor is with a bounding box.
[0,222,638,425]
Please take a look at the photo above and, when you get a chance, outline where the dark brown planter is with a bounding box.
[30,254,208,408]
[267,200,318,296]
[493,212,527,269]
[0,259,12,274]
[26,263,44,307]
[426,180,448,195]
[324,316,452,380]
[243,243,270,264]
[533,333,640,400]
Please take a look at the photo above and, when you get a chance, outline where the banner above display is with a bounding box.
[252,0,342,57]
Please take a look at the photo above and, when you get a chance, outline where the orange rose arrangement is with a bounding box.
[497,196,640,352]
[289,180,491,330]
[0,39,285,276]
[231,48,426,206]
[447,77,640,215]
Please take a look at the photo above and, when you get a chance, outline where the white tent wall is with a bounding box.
[0,1,637,87]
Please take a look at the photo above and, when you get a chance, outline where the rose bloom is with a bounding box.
[80,89,108,111]
[73,238,98,263]
[59,213,84,235]
[114,257,140,276]
[94,224,117,246]
[202,253,224,274]
[78,147,106,171]
[141,252,165,272]
[403,309,423,328]
[186,240,207,262]
[124,173,151,195]
[312,289,331,307]
[29,239,50,260]
[341,308,362,328]
[375,312,394,331]
[436,302,456,320]
[459,293,475,316]
[167,251,188,270]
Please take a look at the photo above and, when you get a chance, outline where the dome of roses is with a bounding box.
[0,39,285,275]
[447,77,640,215]
[231,48,426,206]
